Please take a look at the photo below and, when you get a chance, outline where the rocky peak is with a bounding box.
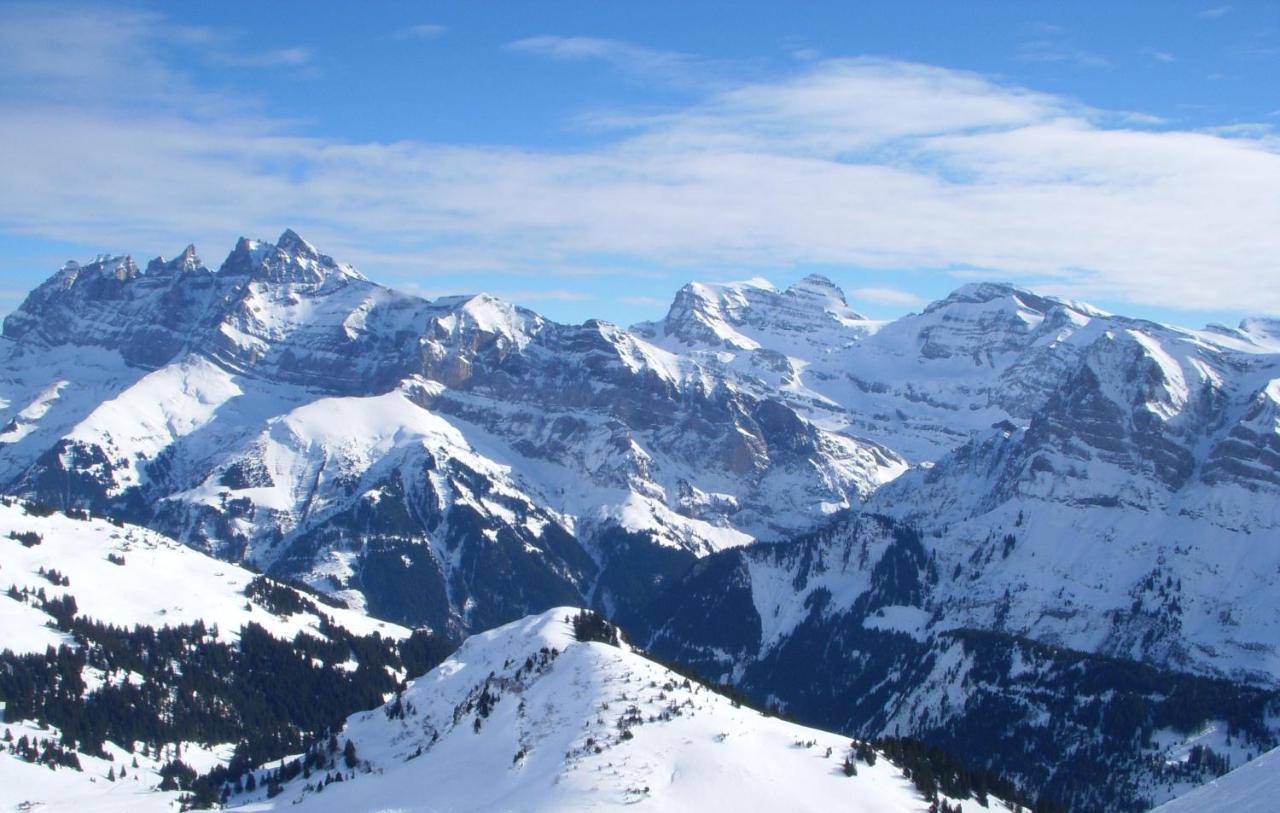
[275,228,318,259]
[923,282,1062,317]
[784,273,863,316]
[216,230,361,285]
[144,244,205,277]
[648,274,868,350]
[3,255,141,343]
[216,237,270,277]
[430,293,544,349]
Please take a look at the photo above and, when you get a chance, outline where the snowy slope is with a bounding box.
[0,498,408,651]
[234,609,1008,813]
[1149,746,1280,813]
[0,717,224,813]
[0,498,417,813]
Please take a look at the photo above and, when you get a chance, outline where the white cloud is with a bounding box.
[1,9,1279,317]
[619,295,669,306]
[493,289,591,303]
[397,283,588,304]
[507,35,715,88]
[212,47,313,68]
[396,23,447,40]
[1199,6,1233,18]
[1016,40,1110,69]
[0,4,313,115]
[848,287,926,307]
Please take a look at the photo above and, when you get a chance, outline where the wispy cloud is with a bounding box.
[395,23,448,40]
[1,10,1279,316]
[619,295,669,307]
[848,287,925,307]
[1025,22,1066,36]
[1143,49,1177,63]
[0,3,313,115]
[212,47,313,68]
[398,283,588,304]
[1199,6,1233,18]
[508,35,714,88]
[1016,40,1110,69]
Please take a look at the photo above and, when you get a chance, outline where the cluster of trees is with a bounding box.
[0,577,453,809]
[569,609,620,646]
[182,733,363,807]
[37,566,70,586]
[876,736,1063,813]
[2,495,118,525]
[3,728,82,770]
[841,738,877,776]
[9,529,42,547]
[1151,743,1233,788]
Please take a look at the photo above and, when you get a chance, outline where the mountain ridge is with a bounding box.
[2,231,1278,809]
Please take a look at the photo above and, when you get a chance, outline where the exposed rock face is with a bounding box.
[2,229,1277,670]
[0,232,900,633]
[4,230,1279,811]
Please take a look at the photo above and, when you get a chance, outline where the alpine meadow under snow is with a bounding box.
[0,230,1276,812]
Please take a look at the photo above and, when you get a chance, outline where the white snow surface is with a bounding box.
[0,719,190,813]
[1150,746,1280,813]
[0,500,408,653]
[235,608,1008,813]
[0,500,414,813]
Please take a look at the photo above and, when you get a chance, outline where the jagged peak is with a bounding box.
[679,277,776,299]
[217,236,268,275]
[145,244,205,276]
[929,281,1025,307]
[275,228,319,259]
[217,232,364,284]
[50,254,140,285]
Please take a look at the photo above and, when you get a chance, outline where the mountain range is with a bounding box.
[2,231,1278,811]
[0,501,1011,813]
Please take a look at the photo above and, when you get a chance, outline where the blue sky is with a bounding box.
[0,1,1277,327]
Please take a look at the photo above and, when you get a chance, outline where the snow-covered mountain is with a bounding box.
[635,275,1280,686]
[0,232,901,634]
[863,316,1280,683]
[0,507,1009,813]
[232,608,1009,813]
[3,231,1279,810]
[638,512,1280,811]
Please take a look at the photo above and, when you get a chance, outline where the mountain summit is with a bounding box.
[1,231,1278,811]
